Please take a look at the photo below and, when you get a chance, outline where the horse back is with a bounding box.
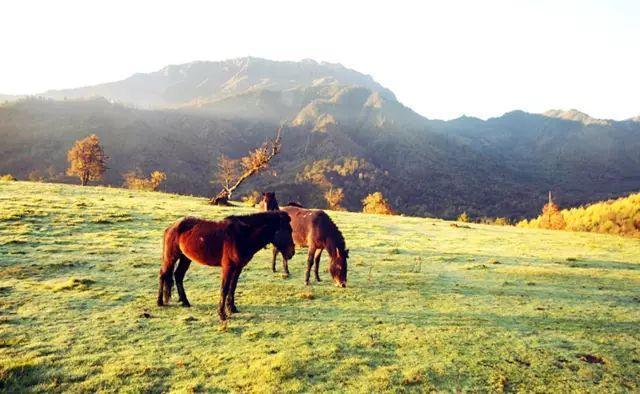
[281,206,326,248]
[170,217,228,267]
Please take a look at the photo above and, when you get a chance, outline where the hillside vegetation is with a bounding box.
[520,192,640,238]
[2,57,640,218]
[1,181,639,392]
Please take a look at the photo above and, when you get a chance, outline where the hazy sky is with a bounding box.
[1,0,638,120]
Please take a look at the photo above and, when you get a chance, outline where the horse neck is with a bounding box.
[325,236,342,261]
[240,222,276,258]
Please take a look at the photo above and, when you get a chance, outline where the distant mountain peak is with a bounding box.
[42,57,396,107]
[543,109,609,125]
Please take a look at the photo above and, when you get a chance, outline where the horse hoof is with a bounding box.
[304,280,310,286]
[230,307,239,313]
[157,301,164,307]
[181,302,191,308]
[315,277,322,282]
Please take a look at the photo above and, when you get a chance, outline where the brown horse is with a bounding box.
[158,211,295,320]
[273,206,348,287]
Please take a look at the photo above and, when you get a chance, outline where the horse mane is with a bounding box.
[319,211,346,252]
[286,201,304,208]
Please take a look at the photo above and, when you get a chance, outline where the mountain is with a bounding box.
[1,58,639,219]
[42,57,396,108]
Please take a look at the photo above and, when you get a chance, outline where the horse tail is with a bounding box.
[158,217,199,306]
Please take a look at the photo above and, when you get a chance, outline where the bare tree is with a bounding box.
[210,127,282,205]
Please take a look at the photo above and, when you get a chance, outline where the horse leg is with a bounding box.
[304,247,316,286]
[313,249,323,282]
[174,255,191,307]
[271,246,279,273]
[282,254,290,277]
[226,267,242,314]
[218,264,235,321]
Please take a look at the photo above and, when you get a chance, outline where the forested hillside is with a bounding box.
[1,58,639,218]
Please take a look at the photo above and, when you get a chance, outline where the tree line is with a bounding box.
[56,132,397,215]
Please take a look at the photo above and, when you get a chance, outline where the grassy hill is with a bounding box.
[1,181,639,392]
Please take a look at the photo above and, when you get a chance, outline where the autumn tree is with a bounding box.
[539,191,565,230]
[362,192,395,215]
[324,187,345,210]
[210,127,282,205]
[66,134,108,186]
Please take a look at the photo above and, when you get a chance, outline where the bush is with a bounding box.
[362,192,395,215]
[123,170,166,191]
[324,188,345,210]
[493,217,511,226]
[241,190,262,206]
[0,174,16,181]
[518,192,640,238]
[457,212,469,222]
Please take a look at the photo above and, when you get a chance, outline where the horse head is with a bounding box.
[329,248,348,287]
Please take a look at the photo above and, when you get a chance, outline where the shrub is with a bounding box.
[457,212,470,222]
[362,192,394,215]
[123,170,166,191]
[0,174,16,181]
[324,188,345,210]
[518,192,640,237]
[241,190,262,206]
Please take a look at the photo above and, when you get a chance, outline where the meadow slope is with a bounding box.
[1,181,639,392]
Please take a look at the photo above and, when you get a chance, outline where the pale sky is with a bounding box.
[1,0,638,120]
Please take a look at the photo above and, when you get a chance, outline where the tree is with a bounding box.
[324,187,345,210]
[362,192,395,215]
[67,134,108,186]
[210,127,282,205]
[539,191,565,230]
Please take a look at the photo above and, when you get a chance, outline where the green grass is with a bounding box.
[1,181,639,392]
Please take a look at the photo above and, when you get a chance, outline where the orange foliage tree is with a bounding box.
[66,134,108,186]
[539,191,565,230]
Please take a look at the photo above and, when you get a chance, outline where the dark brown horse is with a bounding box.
[260,192,280,211]
[273,206,348,287]
[158,211,295,320]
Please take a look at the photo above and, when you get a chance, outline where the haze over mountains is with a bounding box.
[1,57,639,218]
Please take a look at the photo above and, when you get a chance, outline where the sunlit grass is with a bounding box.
[1,181,639,392]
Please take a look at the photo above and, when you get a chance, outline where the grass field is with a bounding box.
[1,181,639,392]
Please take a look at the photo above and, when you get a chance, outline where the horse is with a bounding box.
[157,211,295,321]
[260,192,280,211]
[272,205,348,287]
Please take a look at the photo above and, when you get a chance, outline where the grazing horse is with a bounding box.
[260,192,280,211]
[158,211,295,321]
[273,205,348,287]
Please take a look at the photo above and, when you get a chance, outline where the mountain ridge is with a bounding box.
[1,57,639,218]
